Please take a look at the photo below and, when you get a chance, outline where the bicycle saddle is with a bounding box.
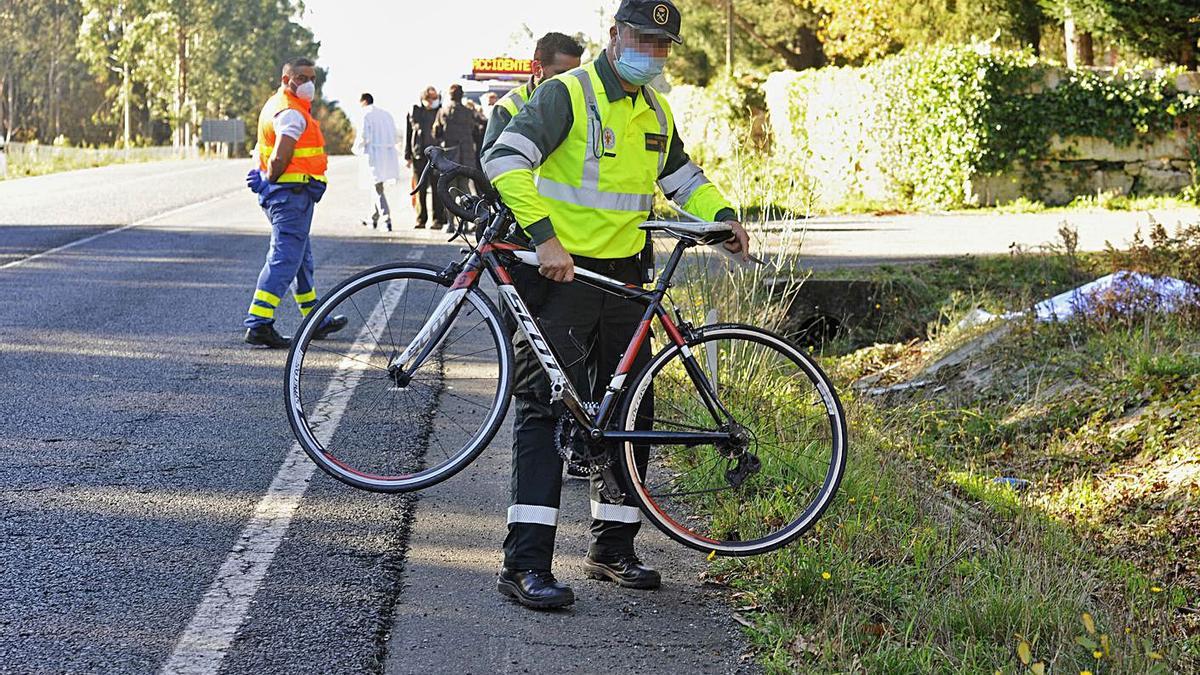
[639,220,733,245]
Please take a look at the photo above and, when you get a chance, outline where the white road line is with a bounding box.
[161,248,426,675]
[0,187,241,272]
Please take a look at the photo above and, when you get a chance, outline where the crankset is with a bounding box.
[554,402,609,476]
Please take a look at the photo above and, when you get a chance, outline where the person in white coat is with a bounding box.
[353,93,401,231]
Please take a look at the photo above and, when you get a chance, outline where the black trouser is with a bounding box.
[411,154,444,225]
[503,255,653,571]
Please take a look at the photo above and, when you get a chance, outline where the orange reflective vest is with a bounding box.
[256,87,328,184]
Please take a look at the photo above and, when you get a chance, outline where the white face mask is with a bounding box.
[293,81,316,102]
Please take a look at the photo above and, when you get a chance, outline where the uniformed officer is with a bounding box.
[479,32,584,158]
[244,57,347,348]
[482,0,750,609]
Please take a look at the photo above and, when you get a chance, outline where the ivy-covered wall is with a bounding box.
[764,46,1200,209]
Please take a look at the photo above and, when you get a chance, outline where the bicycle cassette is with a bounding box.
[554,402,610,475]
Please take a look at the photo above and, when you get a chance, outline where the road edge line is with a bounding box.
[160,247,426,675]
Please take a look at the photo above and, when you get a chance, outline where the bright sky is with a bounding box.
[304,0,620,123]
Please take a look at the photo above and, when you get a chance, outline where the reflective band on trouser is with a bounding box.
[249,289,280,319]
[295,289,317,317]
[507,504,559,526]
[657,160,710,205]
[536,177,654,212]
[590,500,641,523]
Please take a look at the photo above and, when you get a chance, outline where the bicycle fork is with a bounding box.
[386,287,468,388]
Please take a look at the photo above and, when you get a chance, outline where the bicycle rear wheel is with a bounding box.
[619,324,847,556]
[285,262,513,493]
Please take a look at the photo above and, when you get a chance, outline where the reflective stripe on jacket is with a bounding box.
[497,81,531,117]
[483,54,733,259]
[257,88,328,184]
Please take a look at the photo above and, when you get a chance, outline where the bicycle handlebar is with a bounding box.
[408,147,498,225]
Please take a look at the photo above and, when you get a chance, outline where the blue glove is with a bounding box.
[246,169,268,194]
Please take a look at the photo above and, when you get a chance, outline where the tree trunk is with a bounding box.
[47,57,57,141]
[8,74,17,143]
[49,1,61,140]
[725,0,733,76]
[122,61,131,149]
[0,75,7,143]
[175,24,188,148]
[701,0,818,71]
[1064,11,1077,69]
[791,26,826,71]
[1077,32,1094,67]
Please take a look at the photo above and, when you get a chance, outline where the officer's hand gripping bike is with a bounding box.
[284,147,847,556]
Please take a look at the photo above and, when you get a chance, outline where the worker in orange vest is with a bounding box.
[244,56,347,348]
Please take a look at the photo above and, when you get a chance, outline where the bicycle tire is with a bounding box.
[285,262,514,493]
[618,323,847,556]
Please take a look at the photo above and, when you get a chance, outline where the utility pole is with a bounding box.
[726,0,734,76]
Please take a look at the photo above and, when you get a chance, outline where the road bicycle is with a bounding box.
[284,148,847,556]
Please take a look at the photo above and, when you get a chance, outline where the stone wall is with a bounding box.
[972,132,1194,205]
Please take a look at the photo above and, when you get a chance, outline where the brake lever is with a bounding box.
[410,160,435,196]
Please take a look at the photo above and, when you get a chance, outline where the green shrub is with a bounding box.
[764,45,1200,209]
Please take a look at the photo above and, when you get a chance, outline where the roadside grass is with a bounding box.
[814,232,1095,351]
[699,147,1199,218]
[992,192,1200,215]
[0,144,195,180]
[672,219,1198,672]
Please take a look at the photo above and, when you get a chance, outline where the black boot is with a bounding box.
[245,323,290,349]
[583,554,661,590]
[497,568,575,609]
[312,315,348,340]
[386,220,393,232]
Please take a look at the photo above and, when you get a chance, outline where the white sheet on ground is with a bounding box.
[956,271,1200,329]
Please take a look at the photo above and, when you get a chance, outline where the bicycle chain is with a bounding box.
[554,402,612,476]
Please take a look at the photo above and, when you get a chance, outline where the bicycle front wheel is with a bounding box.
[285,262,513,493]
[619,324,847,556]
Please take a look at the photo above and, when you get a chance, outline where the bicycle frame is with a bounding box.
[389,210,736,449]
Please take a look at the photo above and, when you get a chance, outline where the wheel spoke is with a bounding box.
[618,329,845,553]
[287,270,510,488]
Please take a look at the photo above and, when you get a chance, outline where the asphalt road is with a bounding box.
[3,158,1193,674]
[0,158,756,675]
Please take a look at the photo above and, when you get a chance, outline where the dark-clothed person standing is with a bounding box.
[482,0,750,610]
[434,84,481,226]
[405,86,444,229]
[243,56,346,348]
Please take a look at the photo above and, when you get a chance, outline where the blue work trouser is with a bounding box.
[245,186,320,328]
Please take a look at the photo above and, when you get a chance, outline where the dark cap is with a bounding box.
[615,0,682,44]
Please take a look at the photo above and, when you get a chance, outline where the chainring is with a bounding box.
[554,402,611,475]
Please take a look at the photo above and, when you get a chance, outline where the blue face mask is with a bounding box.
[615,40,665,86]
